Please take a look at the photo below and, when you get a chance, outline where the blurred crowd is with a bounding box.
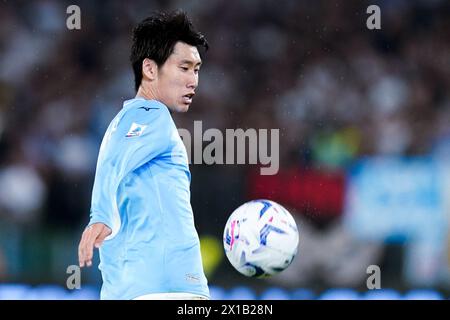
[0,0,449,294]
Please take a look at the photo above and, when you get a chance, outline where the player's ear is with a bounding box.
[142,58,158,81]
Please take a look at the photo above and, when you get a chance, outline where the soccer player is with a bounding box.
[77,11,210,300]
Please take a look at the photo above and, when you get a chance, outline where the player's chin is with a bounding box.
[174,102,190,113]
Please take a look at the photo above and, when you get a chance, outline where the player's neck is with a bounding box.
[135,85,157,102]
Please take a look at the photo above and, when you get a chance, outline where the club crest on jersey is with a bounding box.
[126,122,147,137]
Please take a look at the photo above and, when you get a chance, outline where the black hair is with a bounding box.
[130,10,209,92]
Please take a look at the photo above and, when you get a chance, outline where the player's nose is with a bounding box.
[186,74,198,90]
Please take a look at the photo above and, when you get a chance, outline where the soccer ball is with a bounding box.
[223,199,299,277]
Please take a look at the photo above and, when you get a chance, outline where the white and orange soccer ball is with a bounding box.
[223,200,299,277]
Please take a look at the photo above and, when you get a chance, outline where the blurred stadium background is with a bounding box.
[0,0,449,299]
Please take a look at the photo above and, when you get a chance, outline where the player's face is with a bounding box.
[156,42,202,112]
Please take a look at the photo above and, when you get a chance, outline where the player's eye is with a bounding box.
[180,66,189,71]
[194,69,200,74]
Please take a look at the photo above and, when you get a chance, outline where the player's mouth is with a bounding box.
[182,92,195,104]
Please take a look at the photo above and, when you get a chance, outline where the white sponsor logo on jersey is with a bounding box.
[126,122,147,137]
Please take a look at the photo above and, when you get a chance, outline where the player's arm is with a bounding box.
[78,105,171,267]
[78,223,112,267]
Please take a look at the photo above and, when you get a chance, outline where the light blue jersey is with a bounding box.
[88,98,209,300]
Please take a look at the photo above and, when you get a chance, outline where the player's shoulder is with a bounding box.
[122,98,170,123]
[124,98,166,112]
